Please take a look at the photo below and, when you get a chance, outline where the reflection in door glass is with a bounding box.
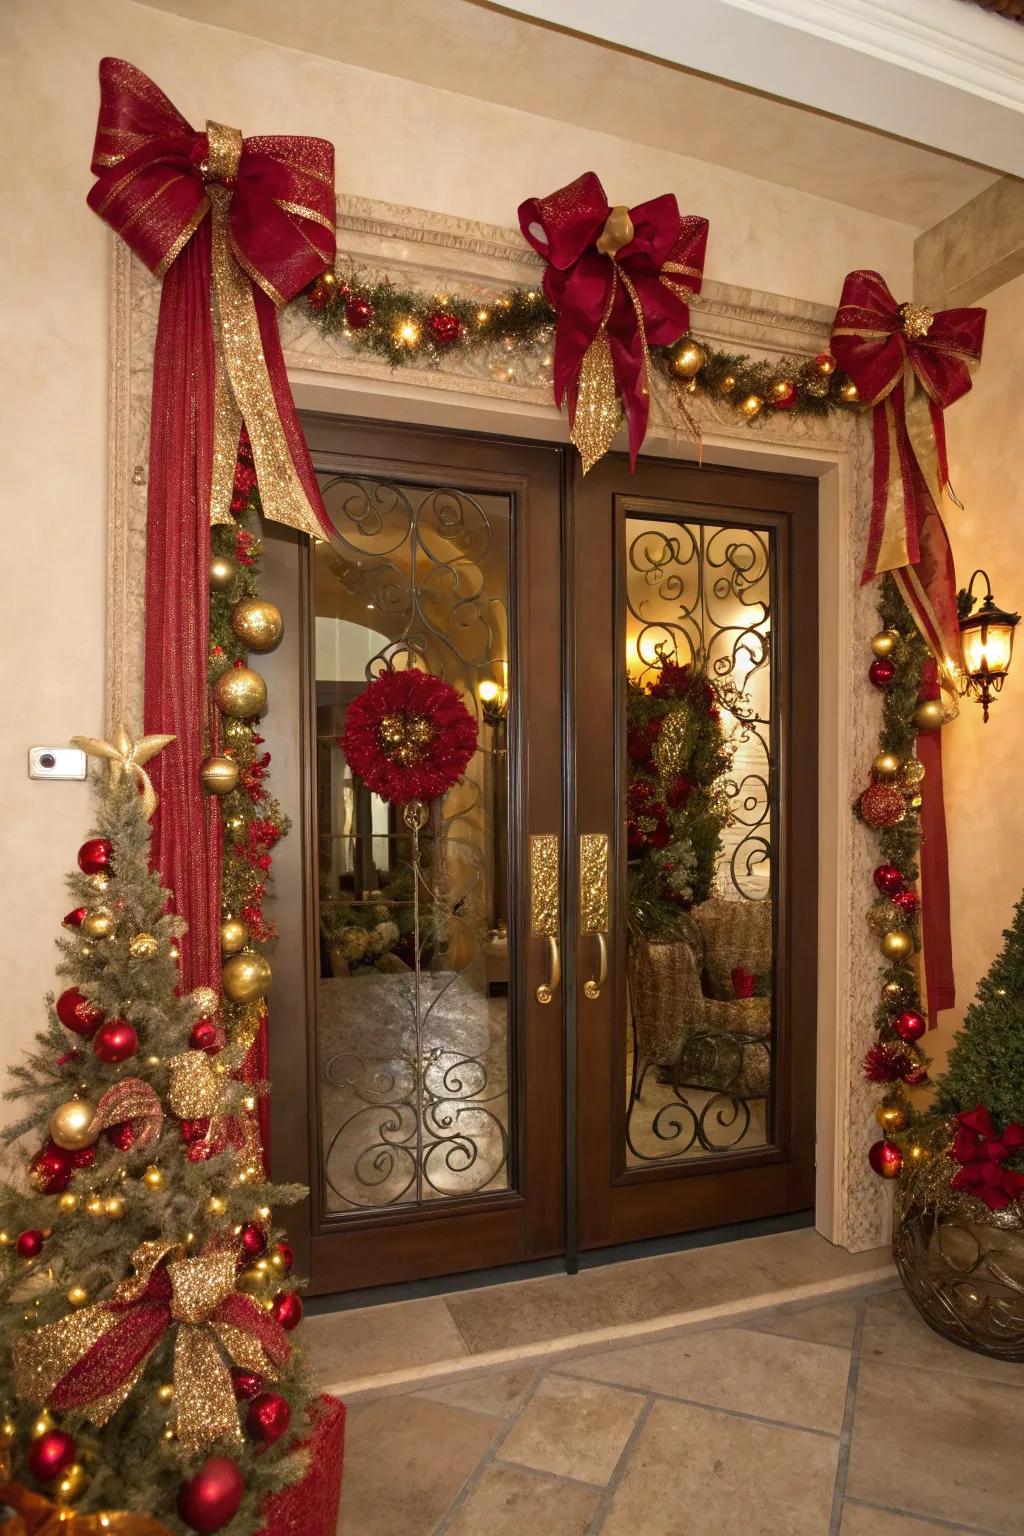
[624,515,774,1165]
[314,477,513,1214]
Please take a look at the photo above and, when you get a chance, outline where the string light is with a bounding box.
[394,319,421,349]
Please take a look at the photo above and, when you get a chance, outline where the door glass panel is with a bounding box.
[623,513,774,1165]
[314,476,513,1215]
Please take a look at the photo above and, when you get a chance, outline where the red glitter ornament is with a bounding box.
[873,865,905,898]
[271,1290,303,1330]
[902,1064,929,1086]
[893,1009,926,1043]
[868,657,897,689]
[340,669,478,804]
[177,1455,244,1533]
[868,1139,903,1179]
[29,1142,75,1193]
[92,1019,138,1064]
[181,1118,211,1145]
[892,888,918,915]
[69,1146,96,1171]
[771,383,797,409]
[231,1367,263,1401]
[240,1223,267,1260]
[190,1019,223,1053]
[344,296,373,330]
[16,1229,45,1258]
[56,987,104,1038]
[63,907,87,931]
[859,782,906,830]
[863,1041,907,1083]
[246,1392,292,1445]
[27,1429,76,1484]
[274,1240,294,1271]
[428,311,460,347]
[77,837,113,875]
[106,1121,136,1151]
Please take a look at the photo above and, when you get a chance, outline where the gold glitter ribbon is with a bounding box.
[13,1243,283,1459]
[204,123,324,538]
[0,1482,172,1535]
[167,1051,223,1119]
[70,727,175,821]
[86,1078,164,1150]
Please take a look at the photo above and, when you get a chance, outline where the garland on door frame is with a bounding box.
[303,270,863,424]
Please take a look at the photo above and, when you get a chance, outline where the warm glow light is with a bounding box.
[478,680,500,703]
[962,619,1014,678]
[395,319,421,348]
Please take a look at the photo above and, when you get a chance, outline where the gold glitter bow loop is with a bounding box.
[0,1482,173,1536]
[167,1051,223,1120]
[70,727,175,820]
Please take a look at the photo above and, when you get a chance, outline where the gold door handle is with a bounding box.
[531,834,560,1006]
[584,931,608,1000]
[580,833,609,1001]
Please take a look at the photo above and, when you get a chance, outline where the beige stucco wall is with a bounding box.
[1,0,917,1094]
[938,270,1024,1073]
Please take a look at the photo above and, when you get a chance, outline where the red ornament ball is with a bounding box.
[56,987,104,1038]
[186,1139,215,1163]
[771,383,797,409]
[246,1392,292,1445]
[344,296,373,330]
[240,1223,267,1260]
[29,1142,75,1193]
[77,838,113,875]
[894,1008,927,1043]
[893,888,918,915]
[859,782,906,830]
[231,1367,263,1401]
[16,1229,45,1258]
[69,1145,96,1171]
[873,864,905,898]
[902,1064,929,1087]
[274,1240,294,1272]
[271,1290,303,1331]
[92,1019,138,1064]
[190,1019,223,1054]
[106,1121,136,1151]
[177,1455,245,1534]
[181,1118,211,1145]
[868,657,897,689]
[63,907,87,931]
[27,1428,76,1483]
[868,1139,903,1179]
[428,311,460,347]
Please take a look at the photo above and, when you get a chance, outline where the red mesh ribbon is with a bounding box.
[830,269,985,662]
[519,172,707,468]
[257,1395,346,1536]
[85,62,336,1141]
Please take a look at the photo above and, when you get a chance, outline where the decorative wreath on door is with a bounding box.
[340,668,478,804]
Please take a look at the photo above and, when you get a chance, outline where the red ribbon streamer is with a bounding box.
[518,172,708,465]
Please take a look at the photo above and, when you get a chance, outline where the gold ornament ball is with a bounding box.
[871,630,899,659]
[81,908,116,941]
[872,752,902,780]
[881,930,914,962]
[669,340,706,380]
[882,980,907,1006]
[85,1194,105,1218]
[208,1194,228,1217]
[200,755,240,796]
[908,792,924,811]
[222,948,273,1004]
[31,1412,55,1439]
[58,1192,78,1214]
[143,1165,164,1191]
[128,932,159,960]
[213,666,267,720]
[104,1196,125,1220]
[191,985,220,1019]
[914,699,946,732]
[67,1285,88,1308]
[900,758,926,790]
[56,1463,87,1503]
[157,1383,175,1404]
[49,1100,99,1152]
[875,1102,909,1134]
[770,378,794,402]
[237,1264,271,1295]
[269,1250,286,1273]
[906,1143,929,1165]
[230,598,284,654]
[220,917,249,956]
[720,373,737,394]
[739,394,763,419]
[209,553,238,592]
[0,1415,15,1448]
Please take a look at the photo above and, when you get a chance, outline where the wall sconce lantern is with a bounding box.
[478,677,510,729]
[958,569,1020,723]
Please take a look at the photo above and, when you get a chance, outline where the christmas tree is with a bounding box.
[0,738,314,1533]
[936,890,1024,1134]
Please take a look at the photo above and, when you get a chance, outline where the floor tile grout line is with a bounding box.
[545,1370,845,1440]
[842,1494,1003,1536]
[431,1370,547,1534]
[440,1298,475,1359]
[828,1296,866,1536]
[585,1395,657,1536]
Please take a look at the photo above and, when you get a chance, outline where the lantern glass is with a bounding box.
[961,614,1016,680]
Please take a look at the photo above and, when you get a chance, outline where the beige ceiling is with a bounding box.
[139,0,997,229]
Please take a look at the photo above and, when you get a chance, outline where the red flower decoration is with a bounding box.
[948,1105,1024,1211]
[341,669,478,804]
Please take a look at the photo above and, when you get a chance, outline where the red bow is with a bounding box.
[830,270,984,661]
[87,58,335,539]
[519,172,707,471]
[949,1105,1024,1212]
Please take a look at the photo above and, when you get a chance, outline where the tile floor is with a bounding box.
[332,1287,1024,1535]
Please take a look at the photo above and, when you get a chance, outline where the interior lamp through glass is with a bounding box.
[958,569,1020,723]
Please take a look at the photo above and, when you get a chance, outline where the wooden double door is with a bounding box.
[262,416,818,1294]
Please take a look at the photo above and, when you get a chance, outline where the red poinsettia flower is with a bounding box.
[341,669,478,804]
[648,661,692,699]
[666,773,696,810]
[948,1105,1024,1211]
[627,718,661,765]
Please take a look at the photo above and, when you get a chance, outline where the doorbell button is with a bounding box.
[28,747,87,781]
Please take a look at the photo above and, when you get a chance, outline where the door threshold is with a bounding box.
[303,1226,896,1401]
